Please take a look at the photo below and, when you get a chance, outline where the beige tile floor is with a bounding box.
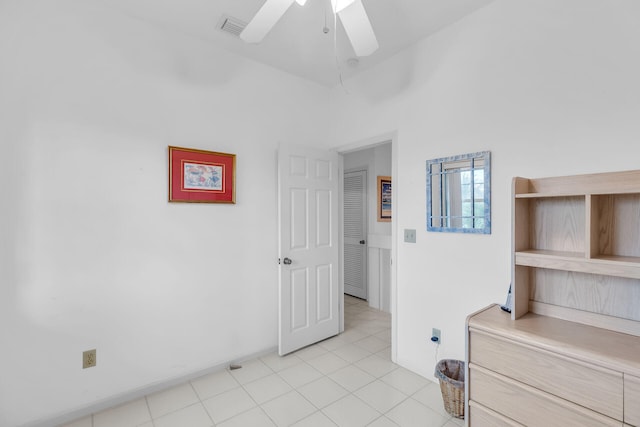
[61,296,464,427]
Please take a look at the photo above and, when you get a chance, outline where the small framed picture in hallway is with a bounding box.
[377,175,391,222]
[168,146,236,203]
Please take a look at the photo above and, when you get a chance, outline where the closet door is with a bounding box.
[344,169,367,300]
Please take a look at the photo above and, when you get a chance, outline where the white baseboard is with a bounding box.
[23,346,278,427]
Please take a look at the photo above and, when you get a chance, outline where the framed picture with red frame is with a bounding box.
[168,146,236,204]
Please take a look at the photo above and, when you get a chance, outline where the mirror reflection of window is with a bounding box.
[426,151,490,234]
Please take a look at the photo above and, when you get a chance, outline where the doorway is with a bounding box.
[276,137,396,359]
[341,141,393,314]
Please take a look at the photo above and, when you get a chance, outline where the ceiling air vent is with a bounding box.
[218,15,247,38]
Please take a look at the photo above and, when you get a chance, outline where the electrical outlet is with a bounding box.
[404,229,416,243]
[431,328,441,345]
[83,349,96,369]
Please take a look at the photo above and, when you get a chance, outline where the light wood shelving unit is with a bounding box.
[512,169,640,333]
[466,170,640,426]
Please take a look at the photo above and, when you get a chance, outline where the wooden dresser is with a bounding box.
[466,170,640,426]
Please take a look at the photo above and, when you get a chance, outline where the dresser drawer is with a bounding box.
[469,364,622,427]
[625,374,640,426]
[469,401,523,427]
[469,330,623,420]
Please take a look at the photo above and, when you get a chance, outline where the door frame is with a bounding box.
[336,131,398,363]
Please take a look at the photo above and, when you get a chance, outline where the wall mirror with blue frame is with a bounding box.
[426,151,491,234]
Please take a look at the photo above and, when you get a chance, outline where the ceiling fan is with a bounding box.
[240,0,379,57]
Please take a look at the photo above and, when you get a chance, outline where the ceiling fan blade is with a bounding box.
[240,0,296,43]
[331,0,355,13]
[337,0,378,57]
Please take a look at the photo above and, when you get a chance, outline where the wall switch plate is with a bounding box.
[83,349,96,369]
[404,229,416,243]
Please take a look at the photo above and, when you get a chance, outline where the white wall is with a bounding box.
[0,1,332,426]
[331,0,640,379]
[3,0,640,424]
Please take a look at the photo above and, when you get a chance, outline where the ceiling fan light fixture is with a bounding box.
[330,0,356,14]
[240,0,377,57]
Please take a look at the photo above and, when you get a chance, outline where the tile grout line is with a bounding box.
[237,362,280,427]
[187,380,216,427]
[142,395,155,427]
[67,298,404,427]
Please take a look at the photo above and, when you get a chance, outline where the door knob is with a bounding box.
[359,240,366,245]
[283,257,292,265]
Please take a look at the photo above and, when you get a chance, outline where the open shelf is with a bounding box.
[511,171,640,336]
[590,193,640,260]
[516,249,584,259]
[516,250,640,279]
[530,302,640,339]
[515,192,585,199]
[514,196,586,255]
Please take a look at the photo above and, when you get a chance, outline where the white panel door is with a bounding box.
[344,170,367,299]
[278,144,340,356]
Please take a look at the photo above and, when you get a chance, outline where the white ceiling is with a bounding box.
[95,0,494,87]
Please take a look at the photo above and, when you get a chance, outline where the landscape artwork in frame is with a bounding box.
[168,146,236,203]
[378,175,391,222]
